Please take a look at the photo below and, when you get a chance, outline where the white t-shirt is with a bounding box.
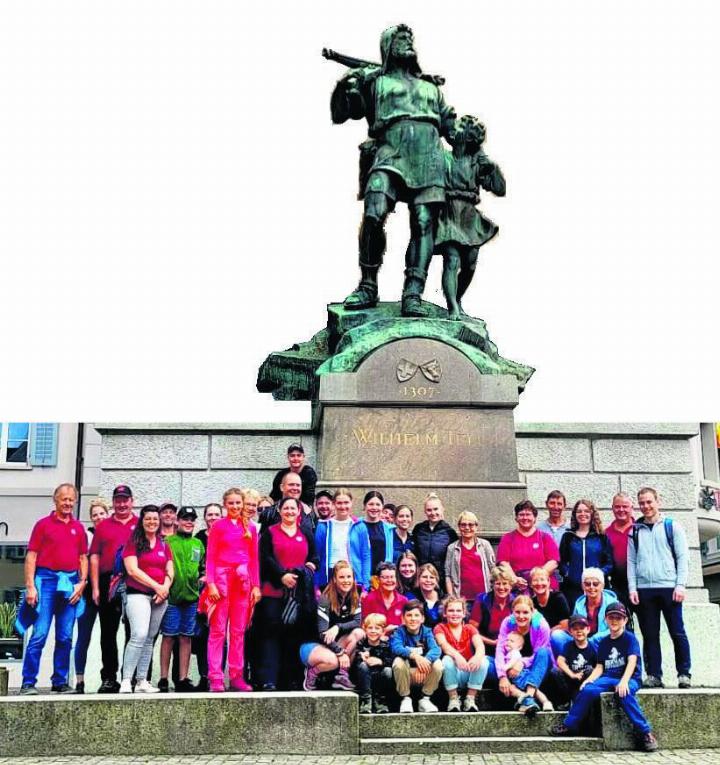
[330,518,352,567]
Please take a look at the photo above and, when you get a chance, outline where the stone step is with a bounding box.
[360,735,603,754]
[360,710,576,739]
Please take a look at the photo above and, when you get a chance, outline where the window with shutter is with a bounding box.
[0,423,31,465]
[29,423,59,467]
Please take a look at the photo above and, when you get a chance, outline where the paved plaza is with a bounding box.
[2,752,720,765]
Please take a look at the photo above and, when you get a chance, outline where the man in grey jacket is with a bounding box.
[627,487,691,689]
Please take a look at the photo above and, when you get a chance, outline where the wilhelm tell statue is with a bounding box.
[257,26,531,402]
[327,24,504,319]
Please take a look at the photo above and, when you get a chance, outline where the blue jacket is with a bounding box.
[359,519,396,570]
[627,516,688,592]
[390,624,441,662]
[315,519,372,590]
[558,531,615,590]
[573,588,618,641]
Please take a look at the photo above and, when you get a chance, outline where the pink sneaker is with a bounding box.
[230,679,253,692]
[210,682,225,693]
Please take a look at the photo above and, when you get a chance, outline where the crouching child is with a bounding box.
[551,601,658,751]
[545,613,597,709]
[354,613,394,713]
[390,600,443,713]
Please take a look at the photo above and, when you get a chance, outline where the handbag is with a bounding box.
[280,587,299,626]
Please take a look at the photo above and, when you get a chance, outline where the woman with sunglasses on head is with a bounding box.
[205,488,261,693]
[119,505,174,693]
[445,511,495,611]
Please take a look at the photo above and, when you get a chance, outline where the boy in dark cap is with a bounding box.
[158,507,204,691]
[545,614,597,709]
[552,602,658,751]
[269,443,317,507]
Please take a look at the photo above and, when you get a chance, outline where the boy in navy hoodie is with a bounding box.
[551,601,658,751]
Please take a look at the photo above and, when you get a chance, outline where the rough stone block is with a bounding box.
[601,688,720,749]
[632,602,720,689]
[524,473,620,507]
[0,692,358,756]
[101,434,209,469]
[212,434,318,469]
[593,439,692,473]
[516,438,592,472]
[619,474,697,510]
[100,471,181,506]
[181,470,277,506]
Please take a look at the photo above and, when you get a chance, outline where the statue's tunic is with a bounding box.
[435,151,504,249]
[331,67,455,203]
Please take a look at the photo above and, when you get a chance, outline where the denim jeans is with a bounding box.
[73,589,98,676]
[635,587,691,678]
[122,593,167,682]
[442,654,489,691]
[564,676,651,734]
[511,646,551,691]
[22,568,79,687]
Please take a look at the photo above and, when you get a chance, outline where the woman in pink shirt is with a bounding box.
[120,505,174,694]
[497,500,559,593]
[361,562,409,633]
[205,487,261,692]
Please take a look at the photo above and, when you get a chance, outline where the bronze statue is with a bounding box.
[329,24,457,317]
[436,116,506,319]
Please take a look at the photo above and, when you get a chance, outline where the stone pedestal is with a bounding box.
[317,336,527,533]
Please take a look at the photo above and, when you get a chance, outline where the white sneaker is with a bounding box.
[399,696,414,713]
[135,680,160,694]
[418,696,438,713]
[447,696,461,712]
[462,696,479,712]
[118,679,133,694]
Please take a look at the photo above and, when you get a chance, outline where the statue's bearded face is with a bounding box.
[391,28,416,61]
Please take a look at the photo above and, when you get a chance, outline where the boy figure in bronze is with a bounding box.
[436,116,506,319]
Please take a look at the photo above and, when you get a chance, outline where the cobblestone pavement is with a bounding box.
[2,753,720,765]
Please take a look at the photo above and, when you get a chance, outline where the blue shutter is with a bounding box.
[30,423,59,466]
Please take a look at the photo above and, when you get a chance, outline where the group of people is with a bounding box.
[19,442,692,751]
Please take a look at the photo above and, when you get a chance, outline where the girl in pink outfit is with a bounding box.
[205,487,261,692]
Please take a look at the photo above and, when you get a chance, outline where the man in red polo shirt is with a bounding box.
[89,484,138,693]
[20,483,88,694]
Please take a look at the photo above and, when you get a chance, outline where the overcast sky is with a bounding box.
[2,1,718,423]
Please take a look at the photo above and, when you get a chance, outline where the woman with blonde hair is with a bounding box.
[445,511,495,608]
[205,488,261,692]
[413,563,444,629]
[496,595,553,715]
[301,560,364,691]
[412,493,457,589]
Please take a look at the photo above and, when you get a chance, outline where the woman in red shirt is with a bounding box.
[444,511,495,608]
[120,505,174,694]
[256,496,319,691]
[361,562,408,634]
[497,500,559,593]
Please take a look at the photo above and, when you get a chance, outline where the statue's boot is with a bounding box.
[343,266,379,310]
[401,268,428,317]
